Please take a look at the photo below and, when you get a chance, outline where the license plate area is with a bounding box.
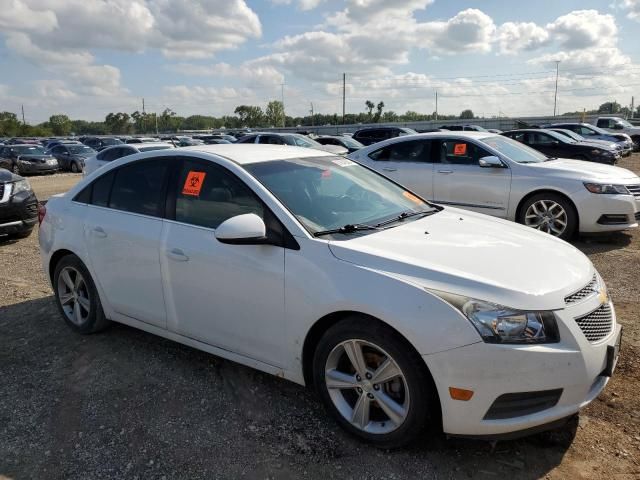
[602,327,622,377]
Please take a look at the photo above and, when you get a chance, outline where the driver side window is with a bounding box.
[368,140,432,162]
[439,140,491,166]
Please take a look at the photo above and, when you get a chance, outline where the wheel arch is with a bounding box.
[48,249,77,284]
[515,189,580,227]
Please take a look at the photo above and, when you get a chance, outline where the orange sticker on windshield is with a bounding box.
[182,171,206,196]
[453,143,467,155]
[403,191,423,204]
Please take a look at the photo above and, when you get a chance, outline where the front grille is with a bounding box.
[0,184,4,201]
[635,211,640,221]
[24,203,38,218]
[484,389,563,420]
[627,184,640,199]
[565,275,598,304]
[575,303,613,343]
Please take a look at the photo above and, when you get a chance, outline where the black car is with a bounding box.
[82,137,123,152]
[0,144,59,175]
[315,135,364,153]
[439,124,488,132]
[501,129,620,164]
[352,127,417,146]
[48,143,96,172]
[0,168,39,239]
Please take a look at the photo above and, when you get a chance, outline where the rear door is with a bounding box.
[83,158,170,327]
[432,139,511,217]
[357,139,435,199]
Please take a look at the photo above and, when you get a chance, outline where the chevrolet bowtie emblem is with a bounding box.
[599,287,609,305]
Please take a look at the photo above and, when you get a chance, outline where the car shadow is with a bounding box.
[572,231,632,253]
[1,296,574,479]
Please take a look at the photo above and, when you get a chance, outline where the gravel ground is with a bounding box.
[1,162,639,480]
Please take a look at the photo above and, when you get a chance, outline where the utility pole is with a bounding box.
[155,113,158,135]
[553,60,560,117]
[631,96,635,119]
[342,73,346,125]
[21,104,25,125]
[281,83,286,128]
[310,102,314,128]
[435,90,438,121]
[142,98,146,133]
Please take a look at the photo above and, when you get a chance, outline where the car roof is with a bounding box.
[404,131,495,140]
[181,144,334,164]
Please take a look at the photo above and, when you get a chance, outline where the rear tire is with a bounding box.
[312,316,436,449]
[53,254,110,334]
[518,192,577,240]
[71,162,80,173]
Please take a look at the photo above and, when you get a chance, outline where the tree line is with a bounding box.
[1,100,637,137]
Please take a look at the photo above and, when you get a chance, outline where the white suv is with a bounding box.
[350,132,640,240]
[39,145,621,447]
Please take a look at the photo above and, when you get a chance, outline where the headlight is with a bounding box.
[584,183,630,195]
[18,159,31,164]
[11,179,31,195]
[590,149,612,156]
[429,291,560,344]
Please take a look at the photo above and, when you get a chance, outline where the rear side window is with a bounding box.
[369,140,432,162]
[91,171,115,207]
[108,159,169,217]
[439,140,491,166]
[174,159,264,229]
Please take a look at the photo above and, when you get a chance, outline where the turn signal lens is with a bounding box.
[449,387,474,401]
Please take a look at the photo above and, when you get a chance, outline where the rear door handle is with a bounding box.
[382,167,397,172]
[166,248,189,262]
[437,170,453,174]
[92,226,107,238]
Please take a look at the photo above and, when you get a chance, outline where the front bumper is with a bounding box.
[425,295,621,437]
[0,191,38,235]
[571,187,640,233]
[18,161,59,174]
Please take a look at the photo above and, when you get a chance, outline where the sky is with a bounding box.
[1,0,640,124]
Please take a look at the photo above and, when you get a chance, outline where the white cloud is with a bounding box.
[271,0,325,11]
[497,22,549,55]
[622,0,640,20]
[528,47,631,70]
[547,10,617,49]
[167,62,285,86]
[418,8,496,54]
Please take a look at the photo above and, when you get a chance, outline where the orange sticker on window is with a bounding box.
[453,143,467,155]
[182,171,206,196]
[403,191,423,204]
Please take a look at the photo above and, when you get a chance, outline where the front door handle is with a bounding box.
[92,226,107,238]
[382,167,397,172]
[166,248,189,262]
[437,170,453,174]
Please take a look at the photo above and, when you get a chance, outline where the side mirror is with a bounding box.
[215,213,267,245]
[613,123,624,130]
[478,156,504,168]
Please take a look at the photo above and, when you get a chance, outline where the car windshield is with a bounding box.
[339,136,364,148]
[481,135,548,163]
[400,128,418,135]
[138,145,172,152]
[13,145,47,155]
[588,125,610,135]
[554,130,582,141]
[290,135,321,148]
[102,138,123,146]
[617,119,633,128]
[68,145,95,154]
[245,156,436,236]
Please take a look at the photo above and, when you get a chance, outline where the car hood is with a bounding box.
[0,168,21,182]
[314,144,349,155]
[328,209,593,311]
[574,140,618,151]
[524,158,639,181]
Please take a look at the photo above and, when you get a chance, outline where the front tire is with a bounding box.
[519,193,577,240]
[53,254,110,334]
[71,162,80,173]
[12,163,20,175]
[313,317,436,448]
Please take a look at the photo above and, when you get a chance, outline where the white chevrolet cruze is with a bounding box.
[350,132,640,240]
[39,145,621,447]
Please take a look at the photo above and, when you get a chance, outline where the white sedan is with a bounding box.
[39,145,621,446]
[350,132,640,240]
[83,142,175,176]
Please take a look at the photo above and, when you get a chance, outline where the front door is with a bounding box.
[161,158,286,367]
[432,139,511,217]
[83,159,170,327]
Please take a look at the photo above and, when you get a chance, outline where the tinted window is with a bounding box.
[138,145,173,152]
[91,171,115,207]
[258,135,284,145]
[108,159,169,217]
[439,140,491,165]
[51,145,65,154]
[369,140,432,162]
[506,132,526,143]
[528,132,556,145]
[175,160,264,229]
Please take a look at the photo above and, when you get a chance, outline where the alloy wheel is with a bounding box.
[524,199,568,236]
[57,266,91,326]
[12,164,20,174]
[324,339,410,434]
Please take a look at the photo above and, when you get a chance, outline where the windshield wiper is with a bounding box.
[313,223,381,237]
[375,209,435,228]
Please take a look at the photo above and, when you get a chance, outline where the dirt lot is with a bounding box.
[1,161,639,480]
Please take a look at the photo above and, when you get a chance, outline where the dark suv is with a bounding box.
[352,127,417,146]
[82,137,123,152]
[0,168,39,239]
